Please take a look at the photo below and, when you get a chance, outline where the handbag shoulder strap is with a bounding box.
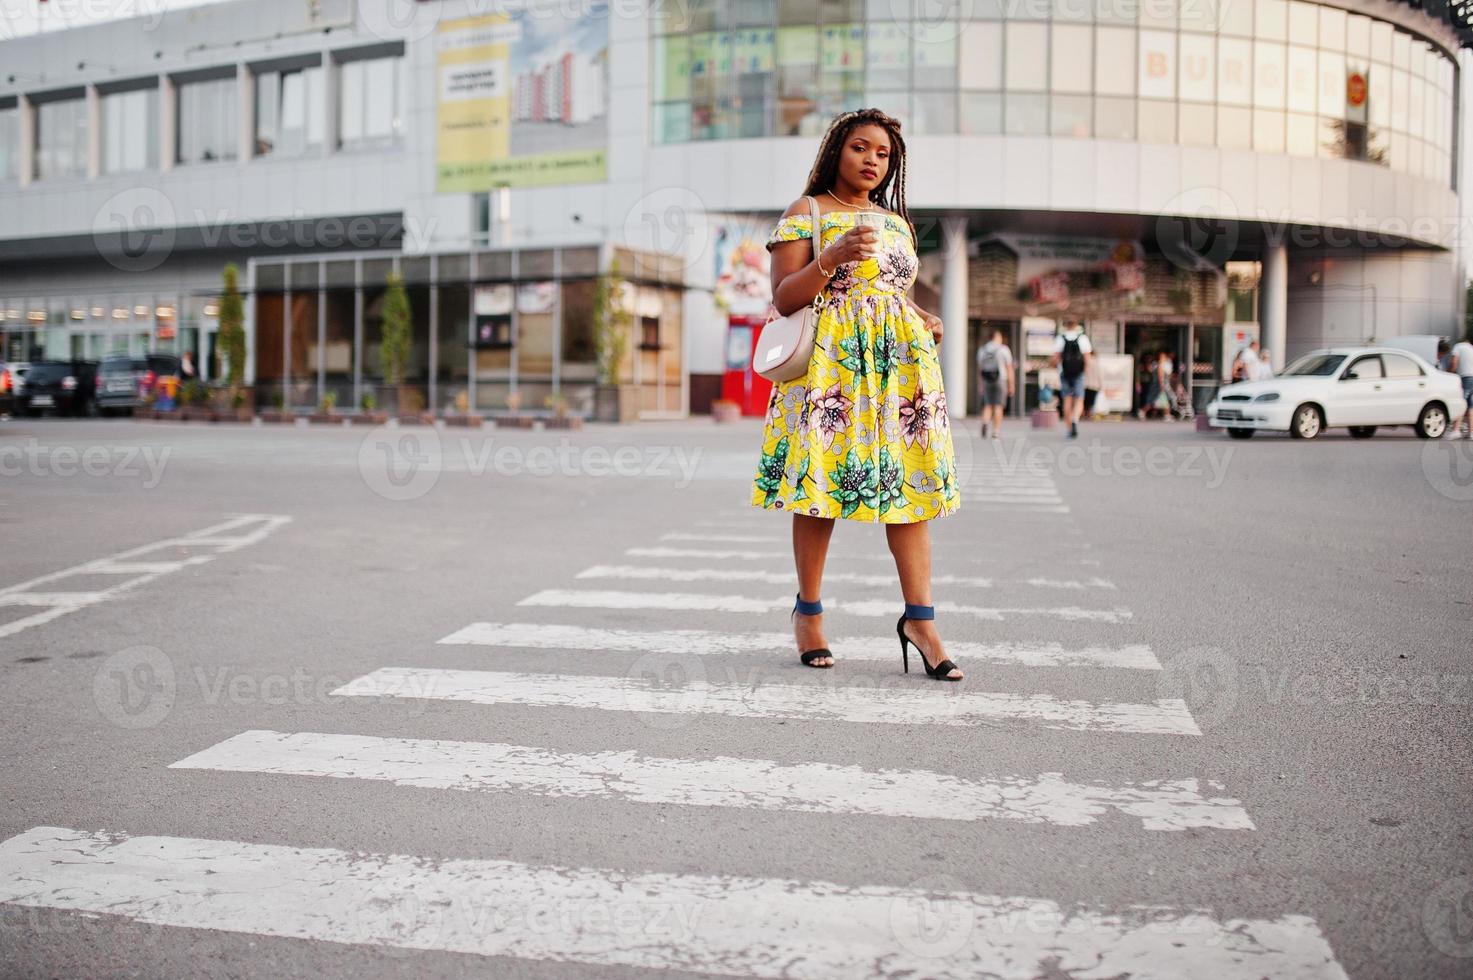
[805,195,822,263]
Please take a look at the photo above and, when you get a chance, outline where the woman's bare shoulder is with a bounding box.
[779,197,815,219]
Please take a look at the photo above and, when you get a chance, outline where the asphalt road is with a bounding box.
[0,413,1469,979]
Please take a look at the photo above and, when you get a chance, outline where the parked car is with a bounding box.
[1207,347,1468,440]
[15,360,100,417]
[95,353,181,416]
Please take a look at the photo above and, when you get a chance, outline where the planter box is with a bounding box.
[711,402,742,423]
[542,416,583,430]
[309,413,346,425]
[350,411,390,426]
[259,410,296,424]
[1031,407,1059,429]
[394,412,435,426]
[495,415,538,429]
[179,405,213,421]
[593,383,640,423]
[1195,413,1216,432]
[441,413,484,428]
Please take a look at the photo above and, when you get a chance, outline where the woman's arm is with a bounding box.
[905,296,943,342]
[769,200,875,317]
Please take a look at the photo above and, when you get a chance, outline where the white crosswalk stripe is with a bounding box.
[573,564,1115,590]
[517,588,1133,622]
[437,621,1157,669]
[331,667,1201,735]
[0,827,1346,980]
[170,729,1251,829]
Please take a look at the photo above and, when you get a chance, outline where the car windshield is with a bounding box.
[1282,353,1346,377]
[24,363,73,383]
[102,357,139,372]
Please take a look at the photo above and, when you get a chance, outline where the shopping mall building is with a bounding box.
[0,0,1468,418]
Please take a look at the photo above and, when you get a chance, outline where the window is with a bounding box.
[640,315,661,350]
[1342,355,1383,380]
[1382,353,1423,378]
[256,65,324,157]
[35,96,88,179]
[101,88,159,174]
[339,54,403,149]
[177,76,238,164]
[0,103,17,180]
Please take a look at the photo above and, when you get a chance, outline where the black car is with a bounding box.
[96,353,181,416]
[0,361,16,417]
[16,360,99,417]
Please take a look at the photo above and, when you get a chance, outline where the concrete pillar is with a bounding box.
[237,62,253,163]
[1259,240,1288,371]
[321,51,337,157]
[939,215,969,419]
[85,85,101,179]
[159,75,176,172]
[18,95,34,186]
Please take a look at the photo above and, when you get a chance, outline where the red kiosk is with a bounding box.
[720,313,775,416]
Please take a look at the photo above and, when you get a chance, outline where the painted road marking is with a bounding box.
[437,621,1158,670]
[0,515,292,640]
[332,668,1199,735]
[573,565,1115,591]
[0,827,1344,979]
[516,589,1132,623]
[171,730,1251,830]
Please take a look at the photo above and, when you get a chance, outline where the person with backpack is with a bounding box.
[975,327,1014,439]
[1050,319,1093,438]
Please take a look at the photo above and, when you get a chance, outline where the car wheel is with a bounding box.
[1290,404,1323,440]
[1348,425,1377,439]
[1226,428,1255,439]
[1415,402,1448,439]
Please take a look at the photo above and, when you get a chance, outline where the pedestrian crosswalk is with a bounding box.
[0,446,1351,977]
[958,440,1070,512]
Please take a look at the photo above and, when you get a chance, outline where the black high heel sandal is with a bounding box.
[897,602,961,681]
[791,593,833,668]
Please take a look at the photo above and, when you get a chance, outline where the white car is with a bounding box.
[1207,347,1468,440]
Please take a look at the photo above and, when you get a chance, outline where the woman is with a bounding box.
[751,108,962,682]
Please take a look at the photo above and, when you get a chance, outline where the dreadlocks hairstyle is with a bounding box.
[801,107,915,244]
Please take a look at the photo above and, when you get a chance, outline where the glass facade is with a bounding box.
[0,289,217,366]
[0,102,17,180]
[177,75,239,164]
[651,0,1459,185]
[248,247,684,417]
[101,87,159,174]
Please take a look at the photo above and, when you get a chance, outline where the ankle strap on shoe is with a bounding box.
[903,602,935,620]
[794,593,823,616]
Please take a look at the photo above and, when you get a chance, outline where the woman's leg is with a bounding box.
[793,513,835,664]
[886,521,962,679]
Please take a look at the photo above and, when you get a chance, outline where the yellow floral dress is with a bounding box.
[750,209,960,523]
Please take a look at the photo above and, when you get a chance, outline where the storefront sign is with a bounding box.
[436,7,609,192]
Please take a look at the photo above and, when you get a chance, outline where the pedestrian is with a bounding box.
[1155,348,1175,417]
[752,107,962,681]
[1436,339,1452,373]
[1449,333,1473,439]
[1233,341,1260,382]
[181,350,198,383]
[976,327,1013,439]
[1050,318,1092,438]
[1257,347,1274,380]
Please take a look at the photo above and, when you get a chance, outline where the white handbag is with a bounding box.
[753,196,824,383]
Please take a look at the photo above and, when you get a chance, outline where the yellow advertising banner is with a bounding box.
[436,9,609,192]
